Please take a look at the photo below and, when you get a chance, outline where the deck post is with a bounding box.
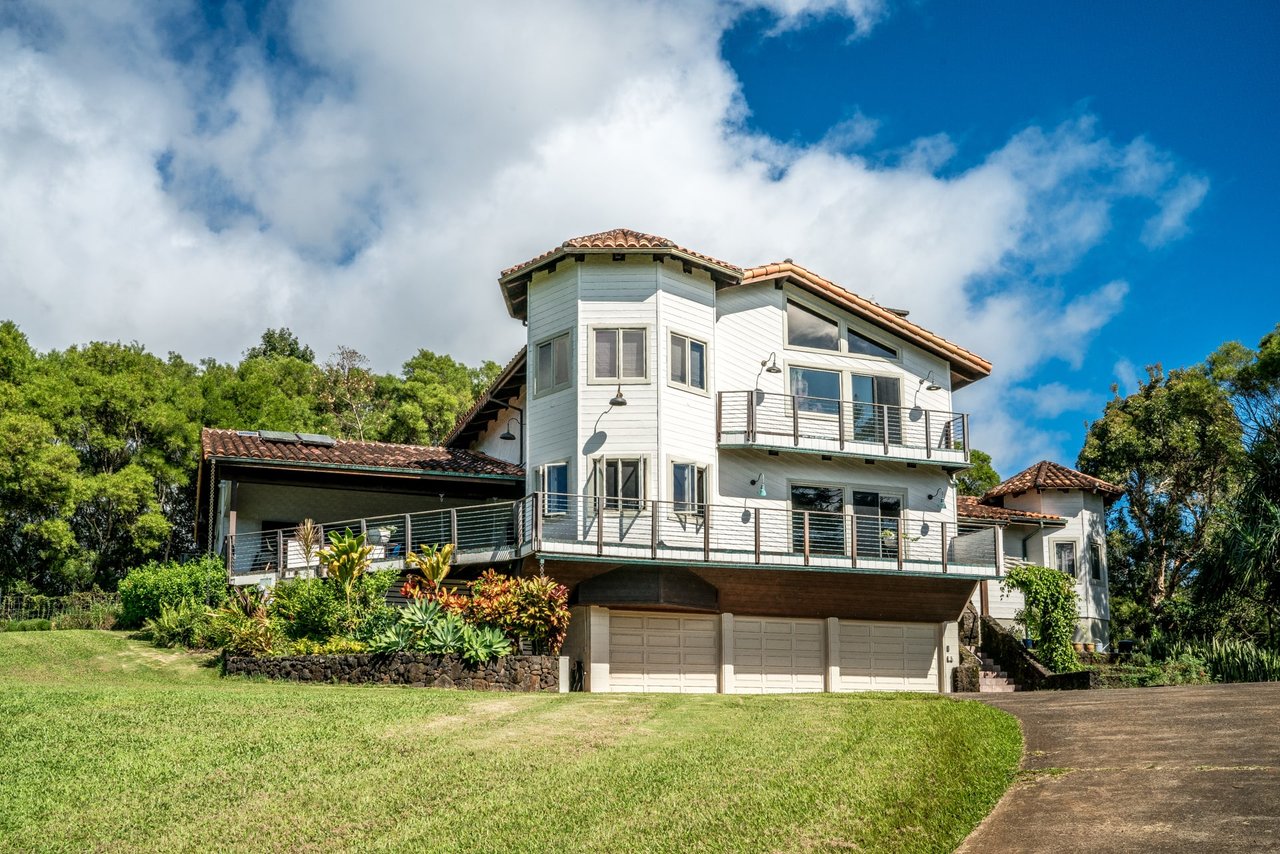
[792,396,800,446]
[533,493,543,547]
[449,508,458,549]
[882,406,890,455]
[747,392,756,443]
[963,414,971,461]
[651,505,659,559]
[838,400,846,450]
[715,392,723,443]
[276,529,285,577]
[924,409,932,459]
[703,509,711,561]
[803,512,811,566]
[596,495,605,556]
[897,521,904,571]
[754,511,761,564]
[940,521,948,573]
[404,514,413,555]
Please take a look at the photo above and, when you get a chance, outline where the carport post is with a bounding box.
[825,617,840,692]
[718,613,734,694]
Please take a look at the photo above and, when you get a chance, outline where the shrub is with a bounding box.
[402,543,455,599]
[118,556,227,628]
[51,602,119,630]
[318,531,373,607]
[461,624,513,664]
[1162,637,1280,683]
[368,622,414,654]
[270,578,340,641]
[462,570,571,655]
[143,599,213,649]
[288,636,368,655]
[3,618,52,632]
[1002,564,1080,673]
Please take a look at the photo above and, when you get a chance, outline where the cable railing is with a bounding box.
[717,390,969,462]
[222,493,1001,580]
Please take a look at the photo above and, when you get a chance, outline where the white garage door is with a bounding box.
[838,621,938,692]
[733,617,825,694]
[609,612,719,693]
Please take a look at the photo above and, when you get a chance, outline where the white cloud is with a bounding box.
[1113,358,1141,394]
[0,0,1205,470]
[1142,173,1210,247]
[1008,382,1100,419]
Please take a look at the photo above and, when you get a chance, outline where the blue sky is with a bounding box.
[0,0,1275,475]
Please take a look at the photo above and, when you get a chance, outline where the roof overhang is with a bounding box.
[446,348,527,447]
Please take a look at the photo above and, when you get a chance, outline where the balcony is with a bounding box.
[224,493,1001,583]
[717,390,970,467]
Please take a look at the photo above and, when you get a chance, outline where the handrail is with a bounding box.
[716,389,969,457]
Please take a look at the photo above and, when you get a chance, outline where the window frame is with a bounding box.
[669,460,708,517]
[1053,540,1079,580]
[588,325,650,385]
[591,456,648,513]
[785,299,841,352]
[668,331,709,395]
[532,330,573,397]
[783,292,905,367]
[538,460,571,517]
[788,364,843,416]
[1089,541,1104,582]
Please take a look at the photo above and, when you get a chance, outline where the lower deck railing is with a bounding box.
[222,493,1000,581]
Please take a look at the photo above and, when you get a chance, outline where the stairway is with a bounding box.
[978,654,1019,693]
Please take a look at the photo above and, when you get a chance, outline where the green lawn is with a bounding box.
[0,631,1021,853]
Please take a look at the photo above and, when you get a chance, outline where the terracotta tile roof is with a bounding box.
[956,496,1067,525]
[444,346,527,447]
[737,261,992,388]
[982,460,1124,501]
[500,228,741,279]
[201,428,523,478]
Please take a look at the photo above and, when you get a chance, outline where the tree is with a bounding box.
[243,327,315,363]
[956,449,1000,497]
[380,350,501,445]
[1077,364,1243,619]
[316,346,386,441]
[199,355,325,432]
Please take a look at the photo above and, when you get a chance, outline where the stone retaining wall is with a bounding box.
[979,615,1099,690]
[223,651,564,692]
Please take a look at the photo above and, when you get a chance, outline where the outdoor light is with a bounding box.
[749,473,767,498]
[761,353,782,374]
[921,371,942,392]
[609,385,627,407]
[499,418,521,441]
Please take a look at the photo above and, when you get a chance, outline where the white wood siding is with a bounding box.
[526,265,579,493]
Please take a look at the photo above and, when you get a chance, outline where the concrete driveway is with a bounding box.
[957,682,1280,853]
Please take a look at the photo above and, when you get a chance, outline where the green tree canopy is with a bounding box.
[956,449,1000,497]
[244,327,315,363]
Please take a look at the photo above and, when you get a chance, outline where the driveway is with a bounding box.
[957,682,1280,853]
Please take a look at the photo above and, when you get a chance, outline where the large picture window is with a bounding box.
[592,328,647,381]
[790,367,841,415]
[786,301,839,351]
[791,484,845,554]
[534,332,571,395]
[669,333,707,391]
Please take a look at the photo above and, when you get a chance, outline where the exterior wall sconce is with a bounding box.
[920,371,942,392]
[609,385,627,406]
[750,473,767,498]
[761,353,782,374]
[499,418,521,441]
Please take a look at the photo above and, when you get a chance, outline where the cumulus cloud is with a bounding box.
[0,0,1206,469]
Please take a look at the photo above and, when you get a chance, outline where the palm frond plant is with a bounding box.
[402,543,455,599]
[318,531,373,608]
[293,519,321,579]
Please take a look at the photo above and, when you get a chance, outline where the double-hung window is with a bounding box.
[669,333,707,391]
[672,463,707,515]
[1055,542,1078,579]
[535,332,571,395]
[593,328,647,381]
[594,458,644,511]
[539,462,569,515]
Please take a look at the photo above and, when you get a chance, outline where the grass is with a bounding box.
[0,631,1022,853]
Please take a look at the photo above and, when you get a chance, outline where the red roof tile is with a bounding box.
[983,460,1124,500]
[956,496,1067,525]
[201,428,523,478]
[499,227,741,279]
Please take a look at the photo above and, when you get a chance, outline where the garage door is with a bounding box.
[838,621,937,692]
[733,617,825,694]
[609,612,719,693]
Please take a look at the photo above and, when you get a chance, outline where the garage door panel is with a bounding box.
[733,617,826,694]
[838,620,938,693]
[608,612,719,693]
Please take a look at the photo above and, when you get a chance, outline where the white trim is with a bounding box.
[587,324,651,385]
[667,329,710,396]
[531,329,574,398]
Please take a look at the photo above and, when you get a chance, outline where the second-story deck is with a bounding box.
[717,390,970,467]
[224,493,1002,584]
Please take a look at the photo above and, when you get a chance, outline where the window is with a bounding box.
[535,332,571,395]
[791,484,845,554]
[672,463,707,514]
[669,333,707,391]
[594,458,644,510]
[592,328,647,381]
[847,328,897,360]
[851,490,903,559]
[790,366,841,415]
[1055,542,1078,578]
[540,462,569,515]
[1090,542,1103,581]
[787,301,839,351]
[850,374,902,444]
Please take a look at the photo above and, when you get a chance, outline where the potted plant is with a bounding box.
[367,525,398,545]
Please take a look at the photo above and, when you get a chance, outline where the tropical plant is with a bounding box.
[118,556,227,628]
[401,543,455,598]
[367,622,415,654]
[1002,564,1080,673]
[509,574,571,655]
[143,598,213,649]
[461,623,513,664]
[418,612,467,655]
[269,577,340,641]
[318,531,372,607]
[293,519,321,578]
[401,598,444,632]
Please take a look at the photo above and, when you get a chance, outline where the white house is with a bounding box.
[204,227,1119,692]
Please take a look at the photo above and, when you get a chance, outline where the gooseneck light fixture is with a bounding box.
[609,385,627,407]
[499,417,521,441]
[754,352,783,390]
[920,371,942,392]
[749,472,767,498]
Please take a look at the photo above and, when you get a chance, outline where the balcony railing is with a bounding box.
[224,493,1000,581]
[717,390,970,464]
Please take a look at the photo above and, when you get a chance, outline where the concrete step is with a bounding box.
[979,683,1018,693]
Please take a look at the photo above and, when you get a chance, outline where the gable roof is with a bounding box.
[735,261,992,389]
[955,496,1067,526]
[497,228,742,320]
[202,428,523,480]
[445,347,527,447]
[982,460,1124,501]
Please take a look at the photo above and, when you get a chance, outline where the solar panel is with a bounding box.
[258,430,301,443]
[297,433,337,447]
